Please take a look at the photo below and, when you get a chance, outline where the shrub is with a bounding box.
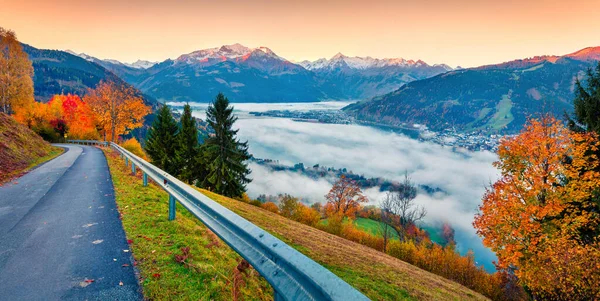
[121,137,147,160]
[292,204,321,227]
[261,202,280,214]
[249,200,263,207]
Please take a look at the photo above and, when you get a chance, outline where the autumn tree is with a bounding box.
[48,94,98,139]
[324,175,368,218]
[84,81,150,142]
[0,27,34,114]
[473,116,600,299]
[278,194,299,218]
[201,93,251,198]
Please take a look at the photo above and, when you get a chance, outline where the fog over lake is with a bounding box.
[174,101,500,271]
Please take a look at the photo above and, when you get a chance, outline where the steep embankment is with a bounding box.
[0,113,62,183]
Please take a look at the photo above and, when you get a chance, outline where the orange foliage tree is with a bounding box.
[324,175,368,218]
[473,116,600,299]
[84,81,150,142]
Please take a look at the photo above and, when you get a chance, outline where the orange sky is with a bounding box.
[1,0,599,67]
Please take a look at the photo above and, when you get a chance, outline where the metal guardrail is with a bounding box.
[67,140,369,301]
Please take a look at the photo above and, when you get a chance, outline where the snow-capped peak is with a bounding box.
[126,60,158,69]
[65,50,156,69]
[177,44,287,65]
[301,53,446,71]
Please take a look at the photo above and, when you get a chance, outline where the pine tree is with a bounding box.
[145,104,179,175]
[568,62,600,134]
[176,103,201,184]
[201,93,251,198]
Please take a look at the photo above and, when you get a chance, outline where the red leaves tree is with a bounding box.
[324,175,368,219]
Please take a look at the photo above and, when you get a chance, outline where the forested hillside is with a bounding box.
[345,48,600,133]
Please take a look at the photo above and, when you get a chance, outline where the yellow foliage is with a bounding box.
[121,138,147,160]
[84,81,150,142]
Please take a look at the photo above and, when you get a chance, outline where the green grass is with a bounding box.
[488,94,514,130]
[353,218,400,240]
[104,149,271,301]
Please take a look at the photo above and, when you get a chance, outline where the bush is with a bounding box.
[249,200,263,207]
[261,202,279,214]
[292,204,321,227]
[121,138,147,160]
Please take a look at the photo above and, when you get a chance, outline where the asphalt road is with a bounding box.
[0,144,142,301]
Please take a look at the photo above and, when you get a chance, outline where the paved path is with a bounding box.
[0,145,141,301]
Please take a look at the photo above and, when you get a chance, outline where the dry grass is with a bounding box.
[0,113,63,184]
[198,189,489,301]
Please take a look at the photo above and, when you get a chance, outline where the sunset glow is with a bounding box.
[1,0,599,67]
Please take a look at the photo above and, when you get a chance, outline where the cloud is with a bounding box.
[232,117,499,271]
[179,101,499,271]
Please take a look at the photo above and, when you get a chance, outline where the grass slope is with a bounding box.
[105,147,486,300]
[198,191,487,300]
[0,113,63,184]
[104,149,271,300]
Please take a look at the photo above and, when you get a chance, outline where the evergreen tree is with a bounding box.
[201,93,251,197]
[176,103,202,184]
[145,104,179,175]
[568,62,600,134]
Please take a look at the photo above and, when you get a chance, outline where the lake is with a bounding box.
[170,101,500,272]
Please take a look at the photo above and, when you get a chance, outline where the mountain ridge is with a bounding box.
[344,46,600,133]
[60,43,451,103]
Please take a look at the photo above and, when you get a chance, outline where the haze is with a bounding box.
[1,0,599,67]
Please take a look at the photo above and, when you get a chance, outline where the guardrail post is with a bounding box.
[168,194,176,221]
[131,162,136,175]
[143,172,148,186]
[125,157,129,166]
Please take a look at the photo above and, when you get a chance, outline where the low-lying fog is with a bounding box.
[177,101,499,271]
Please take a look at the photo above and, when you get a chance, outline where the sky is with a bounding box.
[1,0,599,67]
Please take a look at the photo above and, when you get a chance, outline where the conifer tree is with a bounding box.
[176,103,201,184]
[145,104,179,175]
[568,62,600,134]
[201,93,251,197]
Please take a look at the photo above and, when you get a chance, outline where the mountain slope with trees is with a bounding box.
[344,47,600,133]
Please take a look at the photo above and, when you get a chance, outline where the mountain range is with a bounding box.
[344,47,600,133]
[69,43,451,103]
[21,40,600,134]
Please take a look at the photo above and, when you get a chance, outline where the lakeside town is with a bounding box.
[250,109,505,151]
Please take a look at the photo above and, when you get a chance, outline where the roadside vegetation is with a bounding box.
[0,112,62,184]
[104,147,271,301]
[104,145,486,300]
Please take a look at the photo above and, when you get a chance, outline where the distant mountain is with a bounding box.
[23,44,158,106]
[67,44,450,103]
[66,50,157,69]
[344,47,600,133]
[299,53,452,99]
[106,44,333,103]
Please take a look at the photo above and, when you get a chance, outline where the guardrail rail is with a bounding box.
[67,140,369,301]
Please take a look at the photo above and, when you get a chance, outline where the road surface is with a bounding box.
[0,144,142,301]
